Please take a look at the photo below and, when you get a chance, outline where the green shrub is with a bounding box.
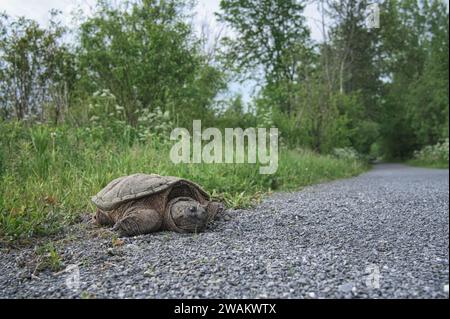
[332,147,361,161]
[410,138,449,168]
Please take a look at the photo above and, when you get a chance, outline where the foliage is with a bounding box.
[0,121,367,241]
[1,0,447,161]
[217,0,310,79]
[76,0,225,125]
[0,11,75,122]
[217,0,312,115]
[332,147,362,162]
[378,0,449,159]
[409,138,449,168]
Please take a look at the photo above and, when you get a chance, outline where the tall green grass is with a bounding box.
[0,122,368,241]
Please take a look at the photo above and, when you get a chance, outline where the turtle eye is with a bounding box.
[189,206,197,213]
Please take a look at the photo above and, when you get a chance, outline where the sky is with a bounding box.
[0,0,331,102]
[0,0,324,38]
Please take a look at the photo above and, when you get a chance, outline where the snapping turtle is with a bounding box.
[92,174,223,237]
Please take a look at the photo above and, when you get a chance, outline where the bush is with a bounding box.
[332,147,361,161]
[410,138,449,168]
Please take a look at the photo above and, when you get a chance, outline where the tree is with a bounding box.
[378,0,449,158]
[76,0,225,125]
[217,0,312,115]
[407,0,449,145]
[324,0,382,145]
[0,11,74,121]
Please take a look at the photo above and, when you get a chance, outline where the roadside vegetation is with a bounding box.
[408,138,449,169]
[0,121,367,241]
[0,0,448,242]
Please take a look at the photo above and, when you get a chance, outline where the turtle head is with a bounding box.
[169,197,209,232]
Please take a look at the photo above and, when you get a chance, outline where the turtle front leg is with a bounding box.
[94,209,115,226]
[113,208,162,237]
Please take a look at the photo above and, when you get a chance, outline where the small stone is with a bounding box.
[125,244,140,251]
[444,284,449,293]
[308,292,316,298]
[376,240,390,252]
[338,283,354,293]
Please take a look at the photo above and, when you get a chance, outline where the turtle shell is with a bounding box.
[91,173,210,211]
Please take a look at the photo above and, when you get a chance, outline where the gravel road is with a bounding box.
[0,164,448,298]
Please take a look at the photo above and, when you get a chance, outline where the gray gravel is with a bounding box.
[0,164,448,298]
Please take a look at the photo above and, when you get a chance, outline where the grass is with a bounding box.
[34,242,63,272]
[0,121,368,242]
[407,159,449,169]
